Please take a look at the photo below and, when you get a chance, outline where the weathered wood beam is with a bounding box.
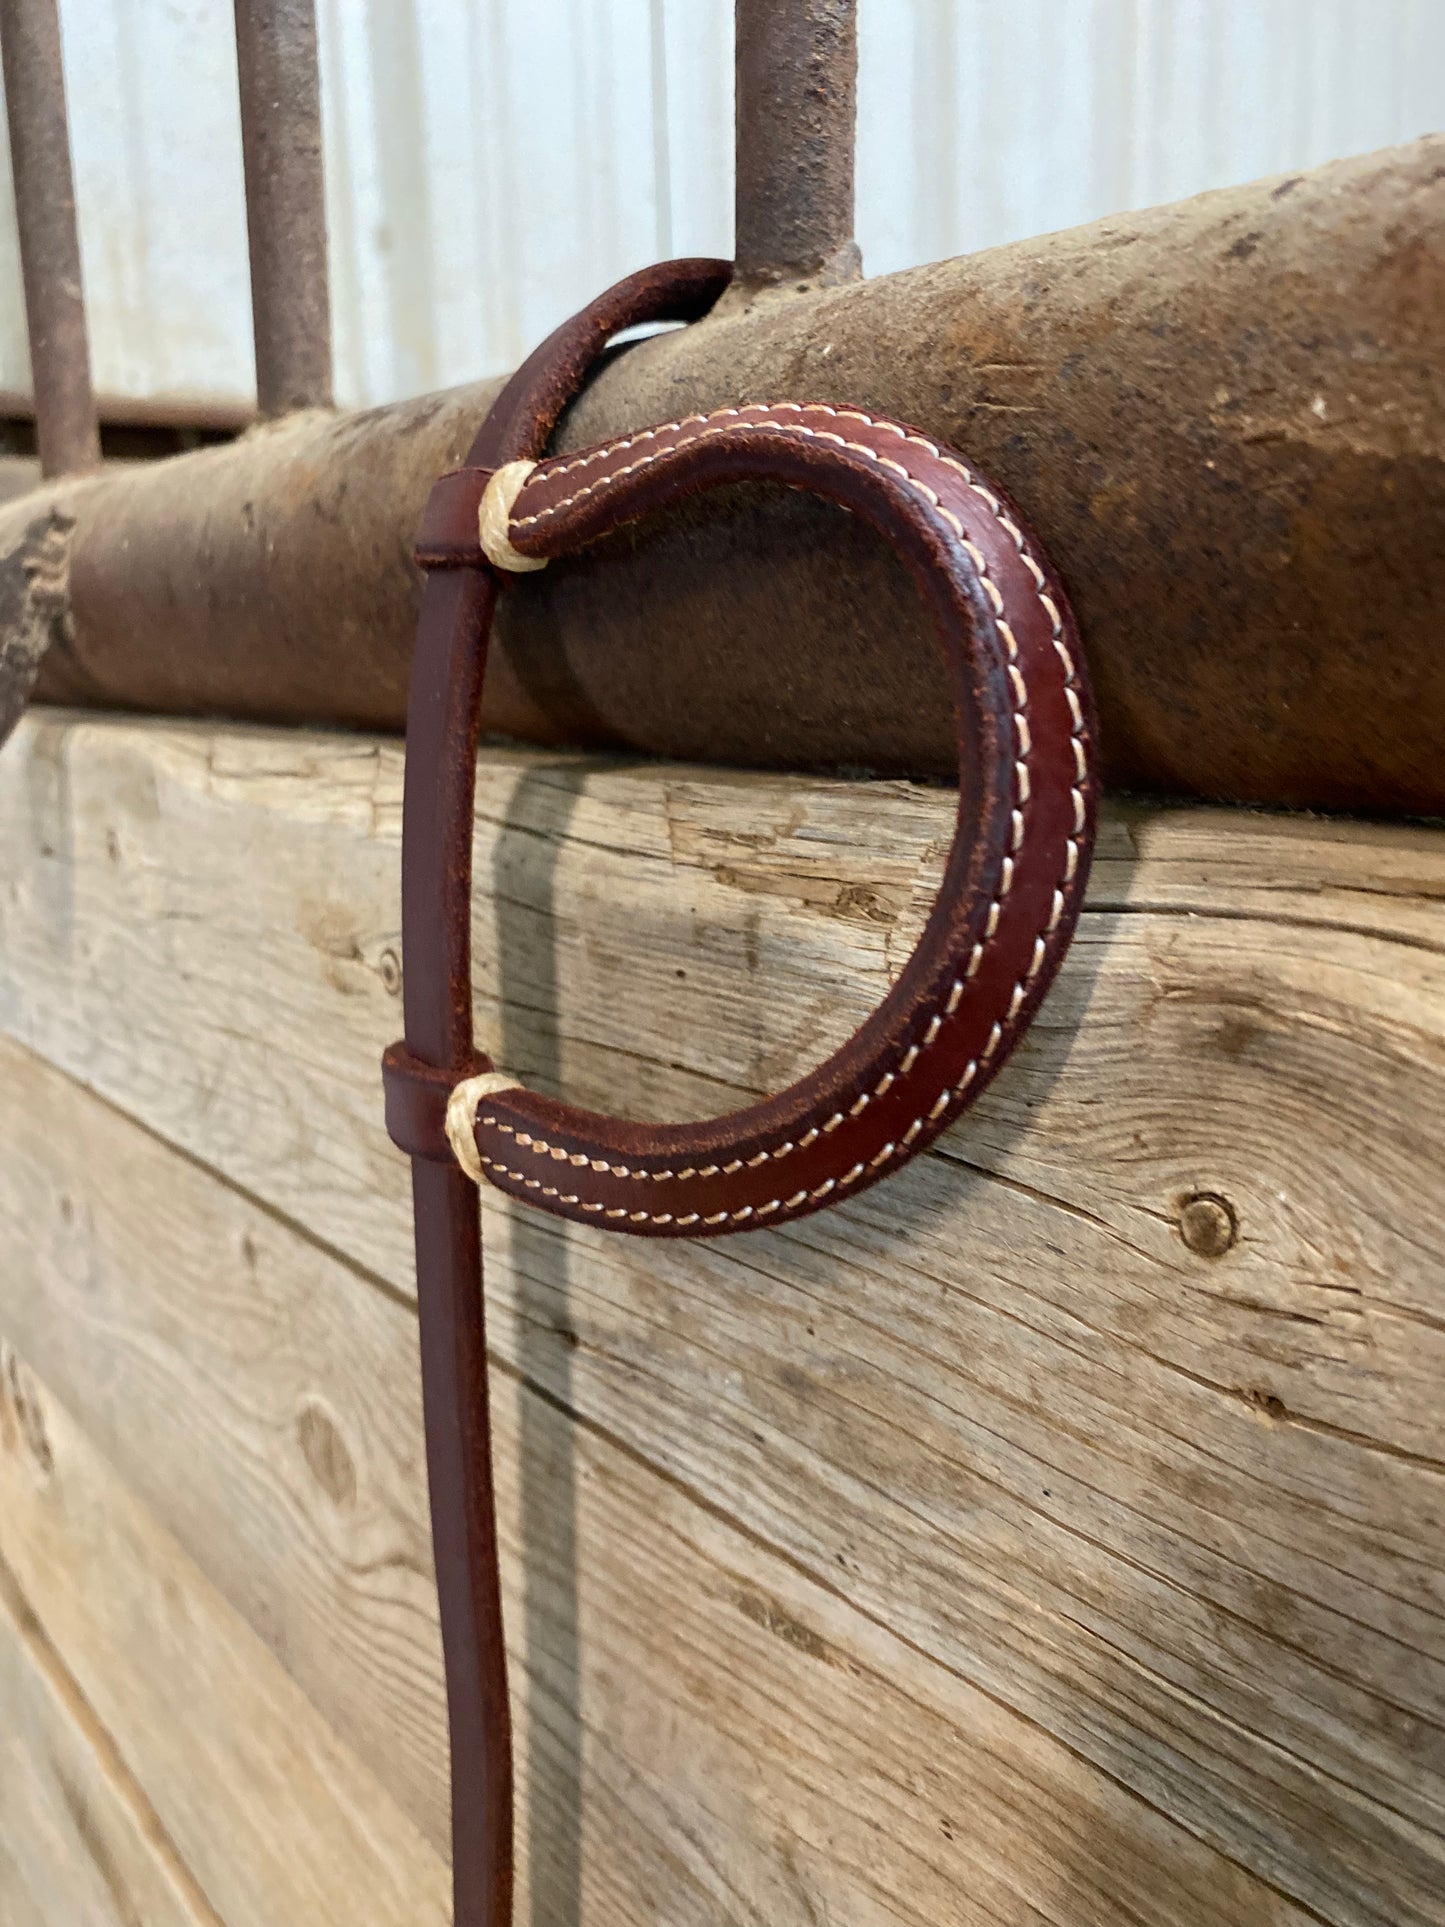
[0,1550,210,1927]
[0,1061,1328,1927]
[6,138,1443,814]
[0,1340,451,1926]
[2,711,1441,1920]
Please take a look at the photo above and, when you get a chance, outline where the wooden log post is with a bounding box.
[5,139,1442,814]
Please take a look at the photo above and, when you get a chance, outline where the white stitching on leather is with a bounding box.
[465,404,1087,1224]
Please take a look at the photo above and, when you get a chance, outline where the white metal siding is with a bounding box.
[3,0,1441,408]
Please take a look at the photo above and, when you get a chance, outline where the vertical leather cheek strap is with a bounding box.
[383,256,1097,1927]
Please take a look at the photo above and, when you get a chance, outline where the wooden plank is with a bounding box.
[0,1550,211,1927]
[0,709,1442,1920]
[0,1339,450,1927]
[3,709,1441,1310]
[0,1043,1318,1927]
[0,1029,452,1843]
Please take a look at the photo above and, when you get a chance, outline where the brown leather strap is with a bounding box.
[385,258,1096,1925]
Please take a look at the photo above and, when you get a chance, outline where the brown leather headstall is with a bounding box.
[383,257,1097,1926]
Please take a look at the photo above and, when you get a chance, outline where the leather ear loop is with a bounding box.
[445,406,1095,1239]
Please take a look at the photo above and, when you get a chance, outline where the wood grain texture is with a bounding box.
[0,1339,451,1927]
[0,1544,210,1927]
[0,708,1442,1923]
[0,1037,1317,1927]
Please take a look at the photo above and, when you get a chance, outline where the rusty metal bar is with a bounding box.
[0,0,99,477]
[233,0,332,414]
[733,0,859,291]
[0,388,255,436]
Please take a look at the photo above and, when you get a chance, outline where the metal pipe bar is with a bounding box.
[234,0,332,414]
[0,388,255,436]
[0,0,99,477]
[733,0,860,291]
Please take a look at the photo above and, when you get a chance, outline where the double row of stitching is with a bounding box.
[519,400,1084,904]
[474,1145,882,1227]
[471,406,1088,1226]
[484,413,1025,1183]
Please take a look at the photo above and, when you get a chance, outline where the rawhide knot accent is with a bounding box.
[477,460,545,572]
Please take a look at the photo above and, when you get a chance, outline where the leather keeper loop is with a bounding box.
[414,466,495,569]
[382,1041,497,1164]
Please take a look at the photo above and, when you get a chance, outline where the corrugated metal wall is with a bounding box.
[1,0,1440,409]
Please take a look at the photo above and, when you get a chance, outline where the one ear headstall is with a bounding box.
[383,258,1097,1927]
